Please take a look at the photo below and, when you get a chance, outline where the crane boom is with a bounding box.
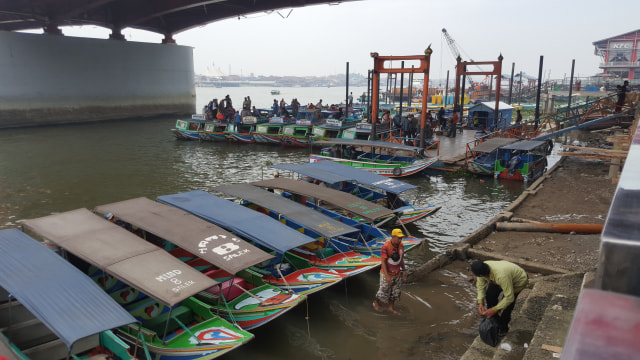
[442,28,474,84]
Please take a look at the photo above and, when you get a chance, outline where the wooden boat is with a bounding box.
[280,109,321,147]
[251,116,296,145]
[94,197,306,331]
[214,183,397,265]
[250,178,425,255]
[466,138,551,181]
[0,229,139,360]
[271,161,441,226]
[340,121,390,141]
[224,116,268,144]
[157,190,346,295]
[270,90,280,95]
[310,138,439,177]
[199,120,229,142]
[311,119,358,142]
[23,209,254,360]
[172,114,208,140]
[494,140,550,181]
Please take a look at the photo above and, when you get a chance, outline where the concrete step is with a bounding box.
[491,276,561,360]
[460,274,564,360]
[522,273,583,360]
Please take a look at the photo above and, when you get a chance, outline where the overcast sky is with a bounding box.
[56,0,638,81]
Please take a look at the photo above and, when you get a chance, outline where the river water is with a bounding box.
[0,86,531,359]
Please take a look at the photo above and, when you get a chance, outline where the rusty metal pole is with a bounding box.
[568,59,575,111]
[370,53,380,139]
[399,61,405,125]
[420,46,432,148]
[345,62,349,117]
[454,56,462,108]
[508,62,515,104]
[535,55,544,130]
[408,65,414,108]
[494,54,503,129]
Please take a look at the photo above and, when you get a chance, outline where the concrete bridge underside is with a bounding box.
[0,0,354,128]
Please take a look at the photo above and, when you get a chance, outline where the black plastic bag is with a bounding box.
[479,316,500,347]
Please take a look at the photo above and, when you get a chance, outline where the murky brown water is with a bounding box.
[0,87,531,359]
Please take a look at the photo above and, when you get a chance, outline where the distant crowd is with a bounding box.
[202,92,356,122]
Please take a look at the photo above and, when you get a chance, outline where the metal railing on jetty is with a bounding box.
[463,92,636,165]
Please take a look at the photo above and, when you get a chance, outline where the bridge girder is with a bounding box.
[0,0,354,36]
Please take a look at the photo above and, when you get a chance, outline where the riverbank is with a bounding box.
[407,129,621,358]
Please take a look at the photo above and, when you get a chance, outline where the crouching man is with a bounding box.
[471,260,528,334]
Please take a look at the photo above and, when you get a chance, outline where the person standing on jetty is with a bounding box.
[373,228,407,315]
[471,260,528,335]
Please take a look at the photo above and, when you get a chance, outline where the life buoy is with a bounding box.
[392,167,402,176]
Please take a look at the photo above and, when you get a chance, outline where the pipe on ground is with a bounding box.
[495,222,603,234]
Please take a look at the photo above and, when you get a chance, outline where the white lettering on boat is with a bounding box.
[172,280,195,293]
[155,270,182,282]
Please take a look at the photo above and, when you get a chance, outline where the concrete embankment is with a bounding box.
[407,136,620,358]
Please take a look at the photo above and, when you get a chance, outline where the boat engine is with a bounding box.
[507,155,522,177]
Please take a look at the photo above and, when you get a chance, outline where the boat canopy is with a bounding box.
[271,161,418,194]
[500,140,547,152]
[95,197,274,275]
[213,184,359,239]
[471,138,519,153]
[157,190,318,254]
[22,209,218,307]
[312,138,423,152]
[252,178,395,221]
[0,228,136,350]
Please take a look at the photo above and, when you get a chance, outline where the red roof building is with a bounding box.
[593,29,640,80]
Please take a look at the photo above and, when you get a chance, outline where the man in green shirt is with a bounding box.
[471,260,528,334]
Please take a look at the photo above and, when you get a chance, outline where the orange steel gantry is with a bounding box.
[370,46,433,148]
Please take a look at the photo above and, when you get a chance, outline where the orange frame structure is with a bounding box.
[453,55,503,121]
[370,46,433,148]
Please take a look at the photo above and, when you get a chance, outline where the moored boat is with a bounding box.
[23,209,255,360]
[94,197,306,331]
[340,121,390,141]
[213,183,390,266]
[250,178,425,255]
[280,109,321,147]
[172,114,208,140]
[310,138,439,177]
[157,190,346,295]
[224,116,269,144]
[310,119,358,142]
[271,161,441,226]
[200,120,229,142]
[252,116,296,145]
[466,138,551,181]
[0,228,139,360]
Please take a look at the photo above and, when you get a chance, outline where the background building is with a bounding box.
[593,29,640,80]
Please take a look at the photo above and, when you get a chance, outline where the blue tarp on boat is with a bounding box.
[0,228,136,350]
[213,183,359,239]
[157,190,316,254]
[271,161,418,194]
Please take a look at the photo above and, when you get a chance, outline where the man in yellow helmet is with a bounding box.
[373,229,407,315]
